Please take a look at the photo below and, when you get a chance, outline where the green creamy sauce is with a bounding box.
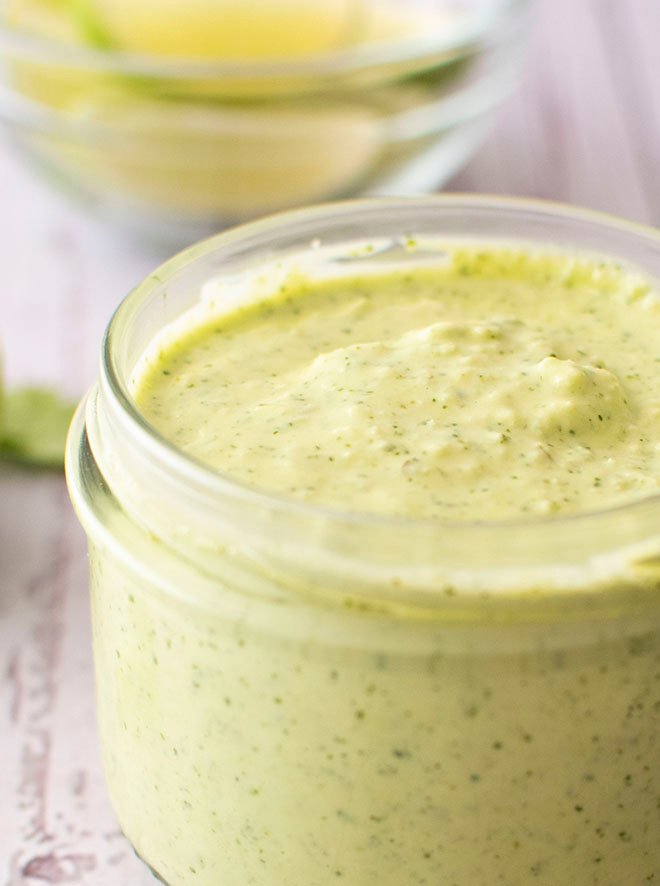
[94,245,660,886]
[136,247,660,519]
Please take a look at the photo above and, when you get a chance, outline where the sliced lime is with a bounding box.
[73,0,367,59]
[0,387,76,470]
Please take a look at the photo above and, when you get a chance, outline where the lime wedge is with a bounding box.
[0,387,76,470]
[73,0,368,59]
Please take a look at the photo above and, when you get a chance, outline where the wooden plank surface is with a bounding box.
[2,0,660,881]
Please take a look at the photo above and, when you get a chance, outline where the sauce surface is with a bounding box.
[135,246,660,521]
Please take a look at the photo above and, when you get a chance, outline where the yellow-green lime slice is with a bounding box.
[0,387,75,470]
[74,0,369,59]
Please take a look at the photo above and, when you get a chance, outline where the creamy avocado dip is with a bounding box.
[136,247,660,520]
[84,244,660,886]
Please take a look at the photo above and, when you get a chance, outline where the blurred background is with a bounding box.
[1,0,659,882]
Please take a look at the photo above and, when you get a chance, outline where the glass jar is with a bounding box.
[66,197,660,885]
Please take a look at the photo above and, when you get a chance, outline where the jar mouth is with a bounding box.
[0,0,514,82]
[66,194,660,600]
[103,193,660,534]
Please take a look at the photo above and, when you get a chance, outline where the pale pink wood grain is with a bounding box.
[2,0,660,881]
[1,132,158,884]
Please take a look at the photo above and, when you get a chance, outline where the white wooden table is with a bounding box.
[2,0,660,881]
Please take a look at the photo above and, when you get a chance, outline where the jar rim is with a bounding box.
[101,193,660,533]
[66,194,660,600]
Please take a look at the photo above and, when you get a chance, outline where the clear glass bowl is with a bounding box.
[0,0,531,244]
[67,196,660,885]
